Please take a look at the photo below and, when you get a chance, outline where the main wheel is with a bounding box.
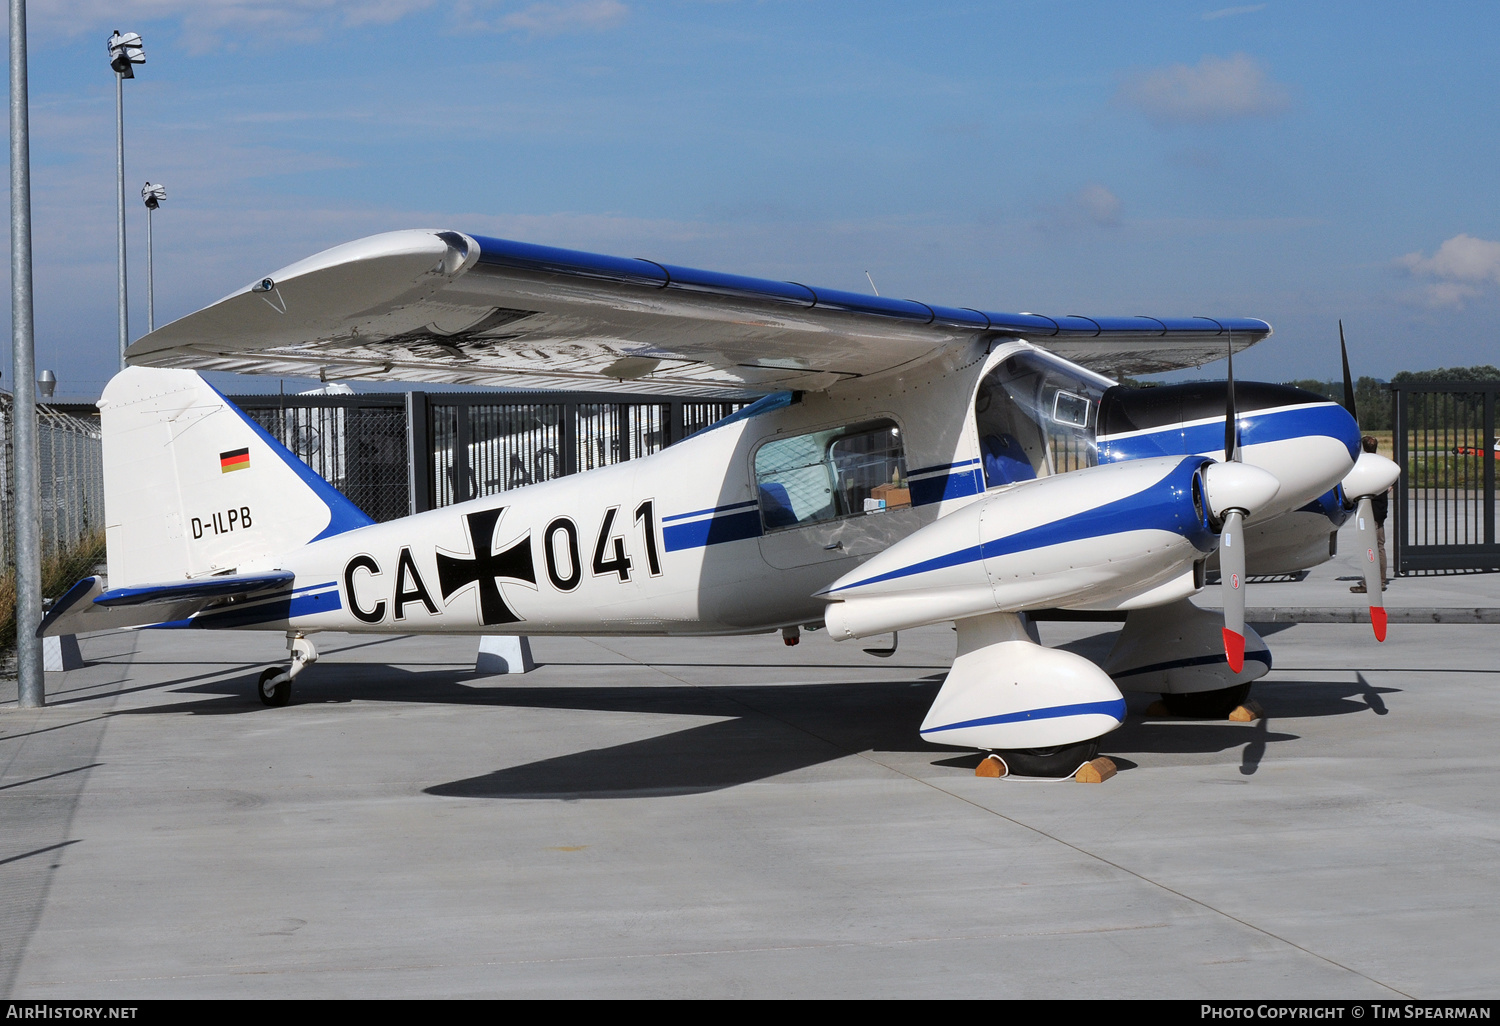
[990,739,1099,778]
[1159,682,1251,719]
[258,667,291,707]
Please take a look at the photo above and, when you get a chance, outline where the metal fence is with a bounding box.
[0,387,744,579]
[1391,381,1500,573]
[0,395,106,568]
[234,391,748,519]
[241,400,412,523]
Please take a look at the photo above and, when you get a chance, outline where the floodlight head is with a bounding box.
[37,370,56,399]
[142,181,166,210]
[108,30,145,78]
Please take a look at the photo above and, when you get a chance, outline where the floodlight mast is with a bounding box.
[108,30,143,369]
[142,181,164,332]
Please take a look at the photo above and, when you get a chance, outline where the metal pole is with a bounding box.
[115,69,128,368]
[11,0,44,704]
[145,203,153,333]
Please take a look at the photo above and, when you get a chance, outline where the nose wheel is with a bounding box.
[257,667,292,707]
[256,632,318,707]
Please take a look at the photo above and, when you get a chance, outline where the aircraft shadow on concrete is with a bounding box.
[105,657,1404,799]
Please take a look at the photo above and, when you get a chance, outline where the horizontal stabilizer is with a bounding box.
[95,570,295,607]
[36,571,295,637]
[38,577,207,637]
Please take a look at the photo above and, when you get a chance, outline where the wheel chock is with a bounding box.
[1228,700,1264,722]
[1075,757,1117,784]
[975,754,1008,778]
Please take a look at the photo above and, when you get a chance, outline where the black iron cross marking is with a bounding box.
[436,506,536,625]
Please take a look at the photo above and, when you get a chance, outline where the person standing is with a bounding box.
[1351,434,1389,592]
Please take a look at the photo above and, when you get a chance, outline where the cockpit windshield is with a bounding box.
[973,349,1114,488]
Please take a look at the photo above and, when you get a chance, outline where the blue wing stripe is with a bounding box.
[469,235,1271,341]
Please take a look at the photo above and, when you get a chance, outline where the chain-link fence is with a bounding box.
[0,395,105,568]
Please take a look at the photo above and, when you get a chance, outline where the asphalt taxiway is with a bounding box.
[3,528,1498,999]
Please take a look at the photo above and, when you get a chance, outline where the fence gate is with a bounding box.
[1392,381,1500,573]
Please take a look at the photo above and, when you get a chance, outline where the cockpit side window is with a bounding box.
[754,420,909,531]
[974,351,1112,489]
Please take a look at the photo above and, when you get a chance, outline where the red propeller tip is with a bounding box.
[1370,606,1388,642]
[1222,628,1245,674]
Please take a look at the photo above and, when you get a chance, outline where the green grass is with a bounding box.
[0,532,106,651]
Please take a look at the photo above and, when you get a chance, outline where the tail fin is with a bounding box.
[101,367,374,588]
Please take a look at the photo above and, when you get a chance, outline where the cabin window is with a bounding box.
[973,350,1113,488]
[754,420,909,530]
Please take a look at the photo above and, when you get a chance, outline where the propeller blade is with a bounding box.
[1220,508,1247,673]
[1339,319,1359,425]
[1225,338,1238,462]
[1355,495,1387,642]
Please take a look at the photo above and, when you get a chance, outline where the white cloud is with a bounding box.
[1073,184,1121,226]
[1030,184,1123,233]
[1202,5,1266,20]
[1398,234,1500,308]
[491,1,628,36]
[1117,53,1289,126]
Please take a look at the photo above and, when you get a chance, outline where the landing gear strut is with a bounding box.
[257,632,318,708]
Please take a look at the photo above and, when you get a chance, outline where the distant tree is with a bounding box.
[1284,379,1338,399]
[1388,365,1500,433]
[1391,365,1500,384]
[1278,376,1393,429]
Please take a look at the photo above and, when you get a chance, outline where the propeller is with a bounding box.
[1339,319,1358,422]
[1354,495,1387,641]
[1339,320,1389,642]
[1204,339,1278,674]
[1222,340,1244,671]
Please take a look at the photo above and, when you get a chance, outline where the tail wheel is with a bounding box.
[1159,682,1251,719]
[257,667,291,708]
[990,739,1099,778]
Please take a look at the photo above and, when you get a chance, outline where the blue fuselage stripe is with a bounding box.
[663,510,763,551]
[910,467,983,507]
[1099,404,1358,464]
[662,500,758,524]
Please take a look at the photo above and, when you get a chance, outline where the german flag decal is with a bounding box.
[219,448,250,474]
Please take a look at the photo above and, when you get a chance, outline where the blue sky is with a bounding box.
[7,1,1500,397]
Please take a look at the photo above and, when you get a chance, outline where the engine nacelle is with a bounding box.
[821,455,1217,640]
[1340,450,1401,501]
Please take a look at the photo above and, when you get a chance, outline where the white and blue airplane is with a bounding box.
[39,230,1400,777]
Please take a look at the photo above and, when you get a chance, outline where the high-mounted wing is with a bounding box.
[127,230,1271,395]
